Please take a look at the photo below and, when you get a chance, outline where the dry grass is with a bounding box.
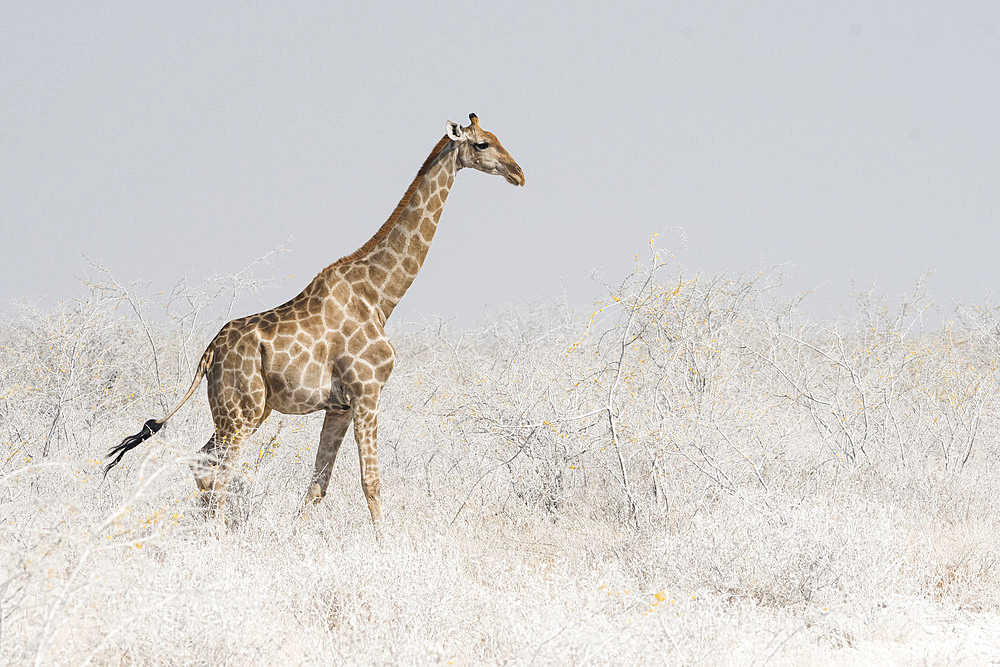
[3,246,1000,664]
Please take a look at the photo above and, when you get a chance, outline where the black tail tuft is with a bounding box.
[103,419,164,476]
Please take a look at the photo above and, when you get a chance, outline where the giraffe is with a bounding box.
[105,113,524,531]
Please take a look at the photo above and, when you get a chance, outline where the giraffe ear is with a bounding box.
[446,120,465,141]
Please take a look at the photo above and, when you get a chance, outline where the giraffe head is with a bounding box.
[446,113,525,186]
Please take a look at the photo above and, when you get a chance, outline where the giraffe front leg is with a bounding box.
[353,393,384,536]
[301,408,353,517]
[345,336,394,539]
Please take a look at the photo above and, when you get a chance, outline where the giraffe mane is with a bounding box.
[332,135,452,266]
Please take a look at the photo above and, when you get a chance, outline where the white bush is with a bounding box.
[3,243,1000,663]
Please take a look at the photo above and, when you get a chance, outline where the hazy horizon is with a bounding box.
[2,2,998,324]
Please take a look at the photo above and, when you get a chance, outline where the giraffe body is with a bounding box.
[105,114,524,530]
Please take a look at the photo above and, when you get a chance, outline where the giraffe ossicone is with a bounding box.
[105,114,524,530]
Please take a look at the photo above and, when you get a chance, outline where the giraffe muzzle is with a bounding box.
[504,163,526,186]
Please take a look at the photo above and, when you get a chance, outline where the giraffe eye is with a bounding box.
[474,142,489,150]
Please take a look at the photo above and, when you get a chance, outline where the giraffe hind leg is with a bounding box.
[194,338,270,521]
[193,428,246,520]
[193,407,270,520]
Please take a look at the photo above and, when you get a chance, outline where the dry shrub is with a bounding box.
[3,241,1000,663]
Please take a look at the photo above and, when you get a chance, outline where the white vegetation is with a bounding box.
[3,240,1000,663]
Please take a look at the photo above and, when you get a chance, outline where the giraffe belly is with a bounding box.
[263,361,346,415]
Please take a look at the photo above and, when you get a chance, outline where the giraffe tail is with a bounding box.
[104,346,216,476]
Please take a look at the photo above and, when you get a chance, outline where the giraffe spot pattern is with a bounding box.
[182,129,523,527]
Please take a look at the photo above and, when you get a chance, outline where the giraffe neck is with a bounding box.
[334,137,460,320]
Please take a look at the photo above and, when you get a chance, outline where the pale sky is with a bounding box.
[2,2,998,323]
